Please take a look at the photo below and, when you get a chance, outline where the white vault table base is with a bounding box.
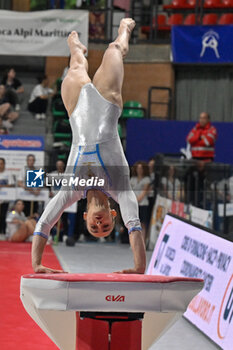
[20,273,204,350]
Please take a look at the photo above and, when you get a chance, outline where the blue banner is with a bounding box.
[172,25,233,63]
[0,135,44,151]
[126,119,233,165]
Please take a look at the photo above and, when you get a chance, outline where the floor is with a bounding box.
[53,240,153,274]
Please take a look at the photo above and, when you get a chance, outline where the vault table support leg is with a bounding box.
[76,312,144,350]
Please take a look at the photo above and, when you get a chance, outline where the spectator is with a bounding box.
[0,117,9,134]
[28,75,54,120]
[0,157,14,234]
[5,200,37,242]
[161,165,182,201]
[1,67,24,111]
[47,160,66,197]
[0,126,8,134]
[187,112,217,162]
[0,85,19,127]
[17,154,40,216]
[130,161,150,242]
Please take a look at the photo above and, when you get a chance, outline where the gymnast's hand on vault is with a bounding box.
[34,264,66,274]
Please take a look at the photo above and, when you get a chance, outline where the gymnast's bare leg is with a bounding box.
[62,18,135,115]
[61,31,91,116]
[93,18,135,108]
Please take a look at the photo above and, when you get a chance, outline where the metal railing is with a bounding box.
[151,154,233,236]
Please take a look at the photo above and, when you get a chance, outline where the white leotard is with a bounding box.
[34,83,141,239]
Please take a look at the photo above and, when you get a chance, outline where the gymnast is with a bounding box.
[32,18,146,274]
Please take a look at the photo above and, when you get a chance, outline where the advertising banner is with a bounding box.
[171,200,186,218]
[0,187,49,202]
[16,187,49,202]
[218,203,233,217]
[0,9,88,56]
[148,195,172,249]
[0,135,44,177]
[147,214,233,350]
[0,187,16,201]
[0,187,76,214]
[172,25,233,63]
[189,205,213,228]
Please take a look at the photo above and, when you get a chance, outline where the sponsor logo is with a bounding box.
[188,295,216,324]
[217,274,233,339]
[0,138,42,149]
[26,169,45,188]
[200,30,220,59]
[105,295,125,302]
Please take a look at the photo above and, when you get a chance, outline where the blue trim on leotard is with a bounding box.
[33,232,48,239]
[128,226,142,234]
[72,144,112,188]
[96,144,112,186]
[72,145,82,175]
[82,151,97,155]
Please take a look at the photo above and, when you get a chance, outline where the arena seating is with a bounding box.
[218,12,233,22]
[121,101,145,119]
[167,13,184,25]
[164,0,233,8]
[222,0,233,6]
[204,0,222,8]
[183,13,198,24]
[202,13,218,24]
[163,0,197,9]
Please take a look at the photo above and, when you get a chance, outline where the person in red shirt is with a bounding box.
[186,112,217,162]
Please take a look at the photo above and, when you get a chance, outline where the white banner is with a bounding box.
[218,203,233,217]
[147,214,233,350]
[0,187,49,202]
[0,187,16,201]
[0,135,45,179]
[189,205,213,229]
[2,150,44,179]
[0,9,89,56]
[148,195,172,250]
[0,186,77,214]
[17,187,49,202]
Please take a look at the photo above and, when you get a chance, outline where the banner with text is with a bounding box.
[189,205,213,229]
[172,25,233,63]
[0,9,88,56]
[0,135,44,177]
[148,195,172,250]
[147,214,233,350]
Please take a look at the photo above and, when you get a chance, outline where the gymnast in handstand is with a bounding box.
[32,18,146,274]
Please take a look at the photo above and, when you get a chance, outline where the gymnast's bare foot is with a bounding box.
[67,31,87,55]
[118,18,136,36]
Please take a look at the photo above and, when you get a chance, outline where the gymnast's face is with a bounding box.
[83,208,116,238]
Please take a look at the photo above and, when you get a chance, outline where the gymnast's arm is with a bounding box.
[32,190,80,273]
[116,189,146,274]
